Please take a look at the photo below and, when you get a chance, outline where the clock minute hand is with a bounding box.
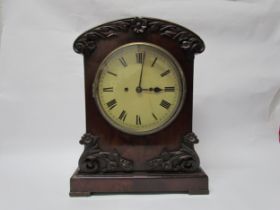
[137,52,146,91]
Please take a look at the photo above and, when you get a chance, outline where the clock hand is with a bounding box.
[141,87,163,93]
[153,87,162,93]
[136,52,146,93]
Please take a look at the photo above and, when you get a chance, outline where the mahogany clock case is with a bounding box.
[70,17,209,195]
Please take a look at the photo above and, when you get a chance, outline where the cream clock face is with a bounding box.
[93,42,186,135]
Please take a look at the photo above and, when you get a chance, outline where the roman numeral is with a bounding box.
[119,57,127,67]
[160,100,171,110]
[151,57,158,67]
[107,71,117,77]
[136,52,145,64]
[136,115,141,125]
[160,70,170,77]
[103,87,113,92]
[164,86,175,92]
[106,99,117,110]
[118,110,127,121]
[152,113,158,120]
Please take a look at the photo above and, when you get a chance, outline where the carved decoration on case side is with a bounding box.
[147,132,200,172]
[78,133,134,173]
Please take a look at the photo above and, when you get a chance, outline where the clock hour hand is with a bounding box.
[153,87,162,93]
[141,87,163,93]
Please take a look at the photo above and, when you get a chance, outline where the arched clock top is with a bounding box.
[73,17,205,55]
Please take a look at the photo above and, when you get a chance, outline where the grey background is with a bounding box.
[0,0,279,209]
[0,0,3,46]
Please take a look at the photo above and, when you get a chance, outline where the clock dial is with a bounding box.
[93,42,186,135]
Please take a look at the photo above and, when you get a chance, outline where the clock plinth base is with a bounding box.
[70,168,209,196]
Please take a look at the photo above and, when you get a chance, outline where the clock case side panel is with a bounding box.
[74,17,205,173]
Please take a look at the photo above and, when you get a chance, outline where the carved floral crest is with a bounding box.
[73,17,205,55]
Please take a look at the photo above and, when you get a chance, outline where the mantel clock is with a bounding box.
[70,17,209,196]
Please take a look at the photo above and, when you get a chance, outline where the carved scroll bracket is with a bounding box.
[147,132,200,172]
[78,133,133,173]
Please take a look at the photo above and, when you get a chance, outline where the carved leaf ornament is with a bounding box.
[74,17,205,55]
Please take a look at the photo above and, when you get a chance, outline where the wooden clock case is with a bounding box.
[70,17,209,196]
